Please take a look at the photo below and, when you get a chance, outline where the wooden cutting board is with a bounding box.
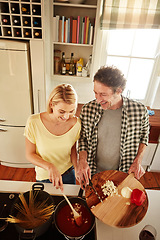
[85,170,148,228]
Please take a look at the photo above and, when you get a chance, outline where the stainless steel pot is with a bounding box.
[11,183,54,240]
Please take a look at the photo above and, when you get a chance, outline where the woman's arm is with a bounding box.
[25,137,63,191]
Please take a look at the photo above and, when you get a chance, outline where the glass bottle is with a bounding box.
[7,30,12,36]
[69,53,75,75]
[60,52,66,75]
[2,18,9,25]
[13,19,20,25]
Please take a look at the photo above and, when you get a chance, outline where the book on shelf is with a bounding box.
[88,22,91,44]
[83,16,87,44]
[67,18,70,43]
[65,19,68,43]
[53,16,57,42]
[56,15,59,42]
[85,17,89,44]
[70,16,73,43]
[72,19,77,43]
[79,16,83,44]
[54,15,94,44]
[89,25,93,44]
[58,18,62,42]
[62,16,65,42]
[81,21,84,44]
[77,16,80,44]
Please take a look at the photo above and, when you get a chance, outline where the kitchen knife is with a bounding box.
[89,179,103,203]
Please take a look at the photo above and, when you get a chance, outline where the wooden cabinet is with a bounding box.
[0,0,43,39]
[149,143,160,171]
[142,143,157,169]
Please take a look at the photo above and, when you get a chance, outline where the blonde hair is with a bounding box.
[47,84,78,113]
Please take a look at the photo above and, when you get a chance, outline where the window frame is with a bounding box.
[97,30,160,107]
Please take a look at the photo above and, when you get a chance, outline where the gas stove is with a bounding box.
[0,192,96,240]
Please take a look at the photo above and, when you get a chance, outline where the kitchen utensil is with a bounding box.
[85,170,148,228]
[54,188,95,239]
[89,179,103,203]
[61,192,83,226]
[10,183,54,240]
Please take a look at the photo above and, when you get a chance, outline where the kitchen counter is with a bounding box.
[0,180,159,240]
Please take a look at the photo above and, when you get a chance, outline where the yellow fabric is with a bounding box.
[24,114,81,180]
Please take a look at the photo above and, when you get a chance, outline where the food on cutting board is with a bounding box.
[130,188,146,206]
[121,187,146,206]
[121,187,132,198]
[101,180,118,197]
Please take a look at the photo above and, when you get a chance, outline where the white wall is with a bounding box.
[152,77,160,109]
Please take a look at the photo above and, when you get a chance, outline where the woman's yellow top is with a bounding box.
[24,114,81,180]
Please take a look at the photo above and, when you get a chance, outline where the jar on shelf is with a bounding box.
[54,50,61,74]
[54,56,60,74]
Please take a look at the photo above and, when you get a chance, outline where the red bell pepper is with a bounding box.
[131,188,146,206]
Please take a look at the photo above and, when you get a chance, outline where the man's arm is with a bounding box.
[128,143,147,179]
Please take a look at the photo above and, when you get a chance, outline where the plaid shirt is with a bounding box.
[78,96,149,175]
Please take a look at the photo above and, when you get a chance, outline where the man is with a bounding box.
[77,66,149,188]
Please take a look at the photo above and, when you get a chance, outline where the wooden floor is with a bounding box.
[0,164,160,190]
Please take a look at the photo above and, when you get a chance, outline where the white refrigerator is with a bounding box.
[0,39,34,167]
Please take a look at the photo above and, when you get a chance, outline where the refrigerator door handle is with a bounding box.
[0,118,6,122]
[0,128,7,132]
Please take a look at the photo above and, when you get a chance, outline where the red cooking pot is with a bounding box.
[54,188,95,240]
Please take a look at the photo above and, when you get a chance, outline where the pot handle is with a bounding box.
[19,231,36,240]
[32,183,44,191]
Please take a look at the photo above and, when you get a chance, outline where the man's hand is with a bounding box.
[128,160,145,179]
[76,151,91,189]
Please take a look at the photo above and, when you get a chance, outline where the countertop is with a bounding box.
[0,180,159,240]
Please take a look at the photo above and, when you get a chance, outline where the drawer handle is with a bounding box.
[0,128,7,132]
[0,118,6,122]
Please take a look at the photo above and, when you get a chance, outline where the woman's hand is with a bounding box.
[47,163,63,191]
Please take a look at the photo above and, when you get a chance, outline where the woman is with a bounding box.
[24,84,81,191]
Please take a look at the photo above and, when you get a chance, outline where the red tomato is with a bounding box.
[131,189,146,206]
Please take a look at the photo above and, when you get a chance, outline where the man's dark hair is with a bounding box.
[94,66,127,93]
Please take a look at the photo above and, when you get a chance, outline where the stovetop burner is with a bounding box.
[0,192,96,240]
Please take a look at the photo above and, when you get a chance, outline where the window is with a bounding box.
[100,29,160,104]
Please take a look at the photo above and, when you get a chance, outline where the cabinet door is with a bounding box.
[149,143,160,171]
[142,143,157,167]
[0,44,33,125]
[0,126,33,167]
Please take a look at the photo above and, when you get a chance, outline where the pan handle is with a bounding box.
[32,183,44,191]
[78,187,84,198]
